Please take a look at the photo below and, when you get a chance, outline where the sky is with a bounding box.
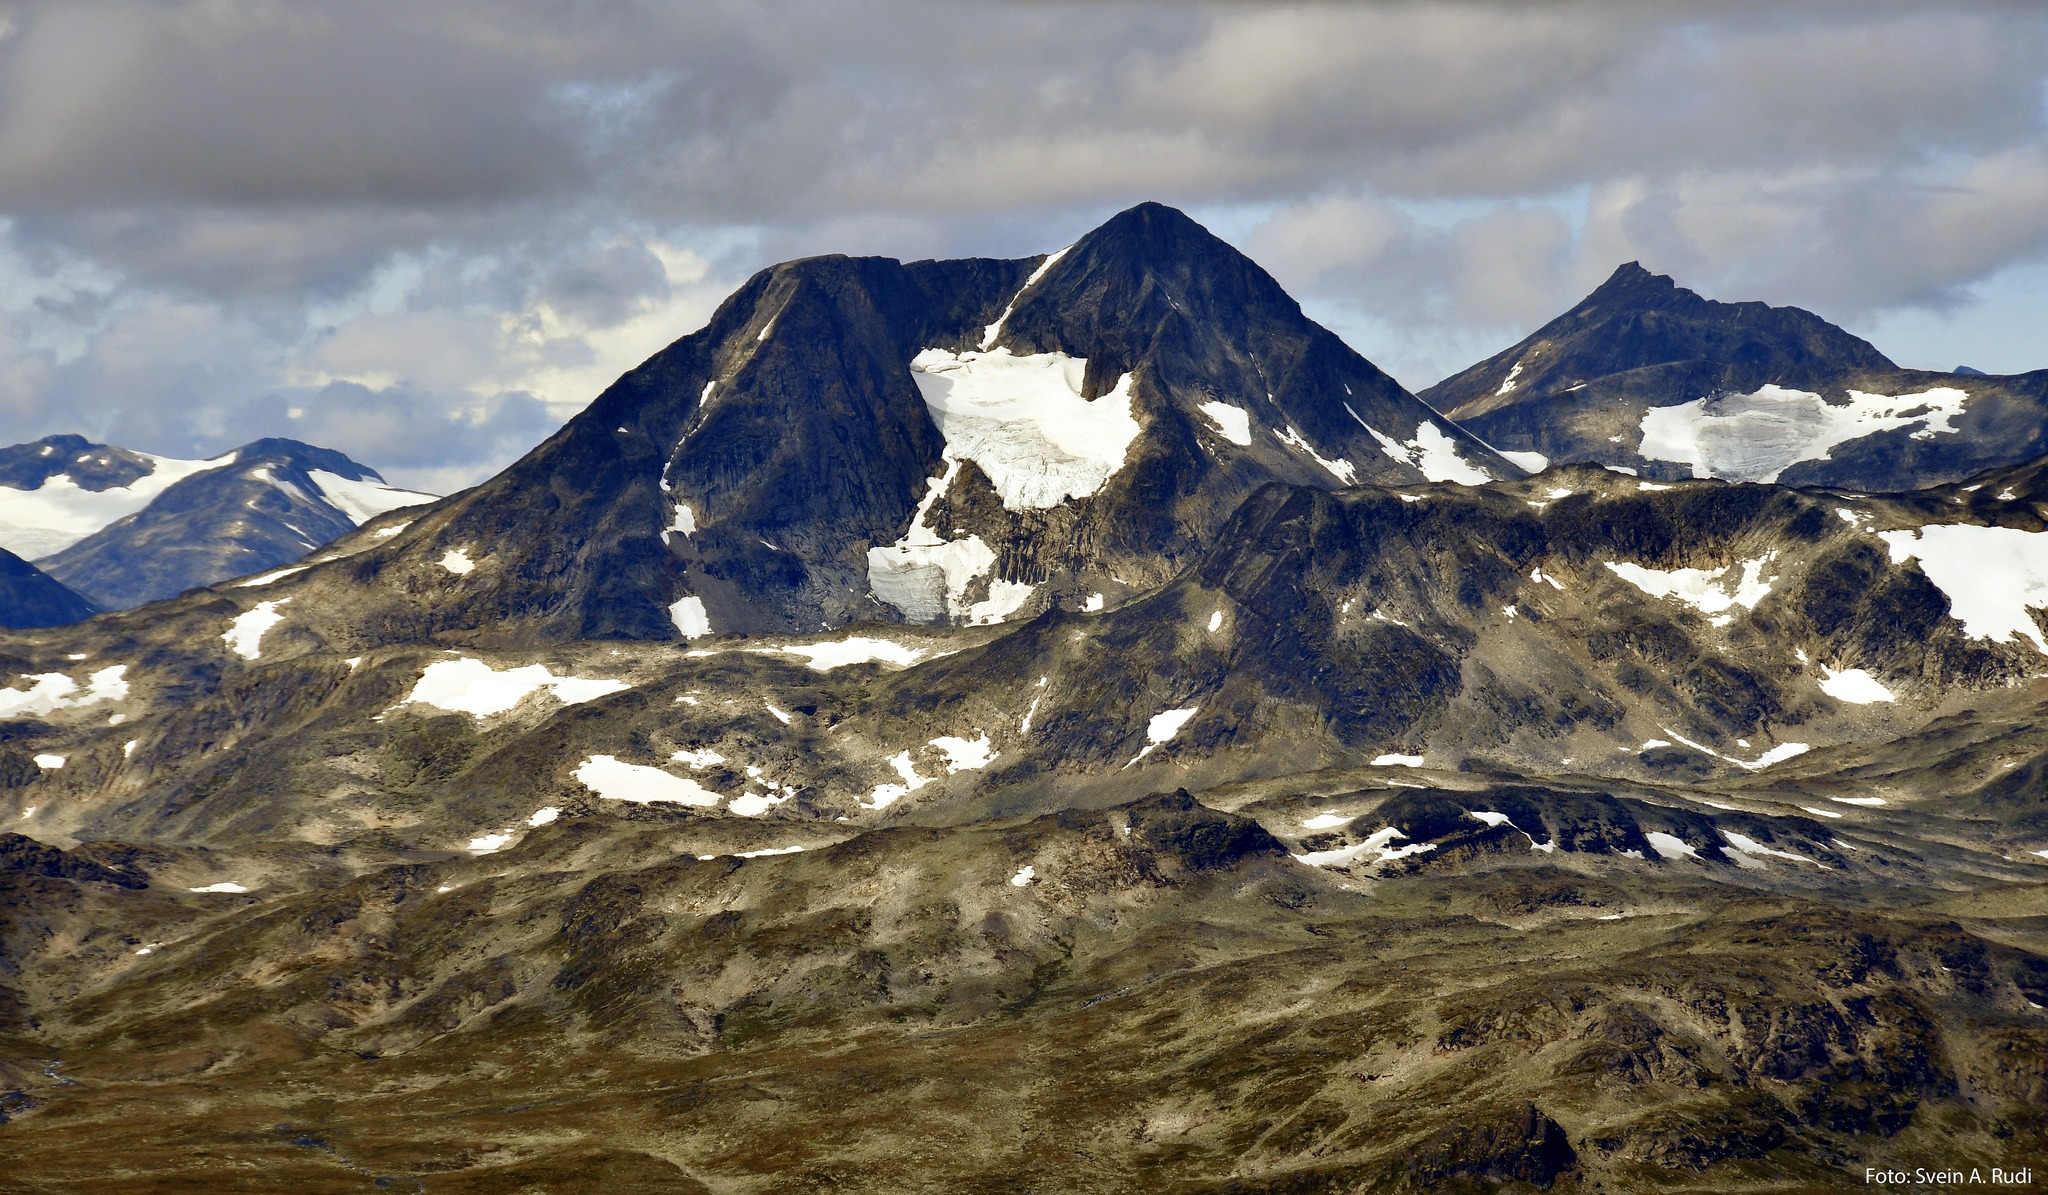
[1,0,2045,493]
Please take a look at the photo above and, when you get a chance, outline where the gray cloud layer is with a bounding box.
[0,0,2044,486]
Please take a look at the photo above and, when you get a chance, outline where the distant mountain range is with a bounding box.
[0,435,433,614]
[1,204,2044,1189]
[1422,262,2048,491]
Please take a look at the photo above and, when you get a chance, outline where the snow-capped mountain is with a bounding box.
[1422,263,2048,490]
[0,206,2045,1189]
[2,436,433,611]
[181,203,1514,648]
[0,548,97,629]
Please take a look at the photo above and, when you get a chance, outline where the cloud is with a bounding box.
[0,0,2042,478]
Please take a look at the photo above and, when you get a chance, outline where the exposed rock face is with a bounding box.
[0,550,97,629]
[271,202,1512,647]
[1424,263,2048,490]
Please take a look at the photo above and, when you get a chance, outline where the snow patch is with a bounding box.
[1819,666,1895,704]
[1371,753,1424,767]
[574,755,721,806]
[33,753,64,769]
[190,882,250,894]
[1645,832,1700,861]
[1604,553,1777,617]
[1877,524,2048,654]
[969,579,1036,626]
[909,347,1140,509]
[1207,609,1223,633]
[670,596,713,639]
[1301,812,1357,830]
[306,470,435,524]
[1010,865,1036,887]
[1127,706,1199,767]
[930,732,996,773]
[1346,405,1491,485]
[0,448,232,557]
[862,750,935,810]
[981,246,1070,349]
[1500,450,1549,473]
[0,667,127,718]
[237,566,306,587]
[1294,826,1437,869]
[403,658,627,718]
[1083,592,1105,613]
[224,599,290,660]
[1196,401,1253,446]
[439,549,475,575]
[1831,796,1887,807]
[1467,811,1514,828]
[1495,360,1525,396]
[1275,425,1357,485]
[760,637,926,671]
[1638,385,1970,483]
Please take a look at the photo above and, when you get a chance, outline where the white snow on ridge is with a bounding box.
[868,456,1000,624]
[1818,666,1895,704]
[981,245,1070,349]
[190,882,251,894]
[1294,825,1437,869]
[224,599,290,660]
[1371,753,1424,767]
[237,566,306,588]
[910,347,1141,510]
[1275,425,1357,485]
[969,579,1036,626]
[1500,450,1549,473]
[305,470,435,525]
[0,449,233,558]
[1877,524,2048,655]
[760,637,926,671]
[1495,360,1525,396]
[1604,553,1777,617]
[1196,401,1253,446]
[1302,812,1357,830]
[574,755,721,806]
[1345,404,1491,485]
[1638,385,1970,483]
[404,657,628,717]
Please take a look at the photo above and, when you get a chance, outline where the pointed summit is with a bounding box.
[148,204,1518,652]
[1420,264,2048,489]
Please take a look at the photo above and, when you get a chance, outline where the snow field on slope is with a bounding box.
[1818,666,1895,704]
[909,347,1141,510]
[1196,401,1253,446]
[1637,385,1970,483]
[1603,553,1777,621]
[1877,524,2048,655]
[0,666,128,718]
[403,657,628,717]
[305,469,436,524]
[574,755,722,806]
[0,449,234,558]
[224,600,290,660]
[1344,403,1492,485]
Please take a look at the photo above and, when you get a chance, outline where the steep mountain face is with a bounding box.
[249,202,1514,648]
[0,549,97,629]
[0,209,2045,1190]
[1424,264,2048,490]
[33,439,432,611]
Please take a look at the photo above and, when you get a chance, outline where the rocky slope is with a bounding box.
[0,549,97,629]
[201,202,1514,649]
[0,211,2043,1191]
[1423,264,2048,491]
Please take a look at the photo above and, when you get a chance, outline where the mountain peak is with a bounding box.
[1587,260,1680,303]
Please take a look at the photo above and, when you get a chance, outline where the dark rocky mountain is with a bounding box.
[30,438,432,611]
[1424,263,2048,491]
[0,548,97,629]
[214,202,1514,649]
[0,208,2043,1190]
